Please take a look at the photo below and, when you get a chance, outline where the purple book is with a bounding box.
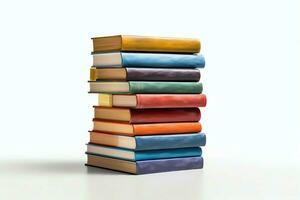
[86,154,203,174]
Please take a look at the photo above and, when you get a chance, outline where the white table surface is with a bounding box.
[1,156,299,200]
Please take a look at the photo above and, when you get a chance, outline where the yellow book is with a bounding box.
[92,35,200,53]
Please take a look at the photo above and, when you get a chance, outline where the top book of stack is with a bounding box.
[92,35,201,53]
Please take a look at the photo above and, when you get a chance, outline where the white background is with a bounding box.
[0,0,299,199]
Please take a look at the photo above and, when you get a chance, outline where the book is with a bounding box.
[92,120,202,136]
[90,67,201,82]
[86,154,203,174]
[98,93,207,108]
[89,81,203,94]
[89,132,206,150]
[93,52,205,68]
[94,107,201,123]
[92,35,200,53]
[86,144,202,161]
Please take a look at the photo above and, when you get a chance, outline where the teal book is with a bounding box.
[89,81,203,94]
[86,143,202,161]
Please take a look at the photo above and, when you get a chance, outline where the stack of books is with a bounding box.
[86,35,207,174]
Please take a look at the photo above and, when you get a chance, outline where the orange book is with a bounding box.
[92,120,202,136]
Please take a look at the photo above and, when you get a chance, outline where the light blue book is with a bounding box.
[93,52,205,68]
[86,144,202,161]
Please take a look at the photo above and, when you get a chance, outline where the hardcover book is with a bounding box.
[89,81,203,94]
[93,52,205,68]
[92,35,201,53]
[86,154,204,174]
[89,132,206,150]
[92,120,202,136]
[86,144,202,161]
[94,107,201,123]
[98,93,207,108]
[90,67,201,82]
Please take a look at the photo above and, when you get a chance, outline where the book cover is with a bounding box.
[135,133,206,150]
[135,94,207,108]
[136,156,203,174]
[129,82,203,94]
[121,53,205,68]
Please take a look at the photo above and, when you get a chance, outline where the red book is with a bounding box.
[98,94,207,108]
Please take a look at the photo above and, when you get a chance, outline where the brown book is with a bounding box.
[92,35,200,53]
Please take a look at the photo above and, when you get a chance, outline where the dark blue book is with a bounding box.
[93,52,205,68]
[86,144,202,161]
[86,154,203,174]
[89,132,206,150]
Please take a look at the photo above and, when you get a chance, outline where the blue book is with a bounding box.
[93,52,205,68]
[86,154,203,174]
[86,144,202,161]
[89,132,206,150]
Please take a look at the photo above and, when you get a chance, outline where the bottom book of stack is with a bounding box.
[86,132,206,174]
[86,154,203,175]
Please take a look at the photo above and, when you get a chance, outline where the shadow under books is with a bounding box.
[2,159,123,175]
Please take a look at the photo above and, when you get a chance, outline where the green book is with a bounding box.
[89,81,203,94]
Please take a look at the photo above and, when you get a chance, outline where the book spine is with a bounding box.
[136,94,207,108]
[135,147,202,161]
[126,68,200,81]
[121,35,201,53]
[129,82,203,94]
[130,108,200,123]
[135,133,206,150]
[136,156,203,174]
[133,122,202,135]
[121,53,205,68]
